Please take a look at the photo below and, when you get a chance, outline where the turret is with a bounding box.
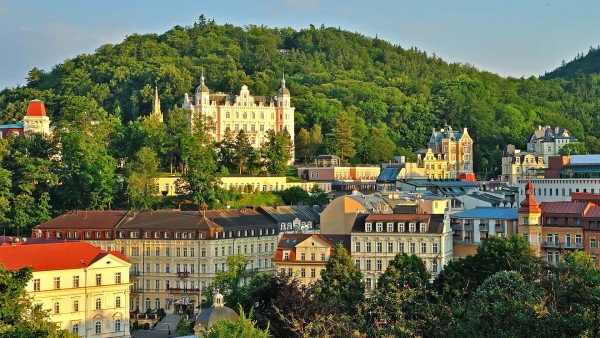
[195,68,210,106]
[23,99,50,135]
[518,180,542,254]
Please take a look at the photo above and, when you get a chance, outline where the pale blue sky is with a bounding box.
[1,0,599,89]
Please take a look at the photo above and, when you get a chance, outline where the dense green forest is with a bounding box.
[2,16,600,170]
[543,46,600,80]
[2,16,600,233]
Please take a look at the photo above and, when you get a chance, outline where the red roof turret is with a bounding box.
[26,99,47,117]
[519,180,541,213]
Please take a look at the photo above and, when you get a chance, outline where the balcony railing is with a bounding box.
[494,224,505,232]
[130,271,141,277]
[542,241,584,250]
[130,288,144,294]
[452,224,464,231]
[479,223,489,231]
[464,224,474,231]
[167,287,199,294]
[177,271,190,278]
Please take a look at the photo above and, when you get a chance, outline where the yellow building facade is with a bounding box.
[273,234,349,286]
[183,73,295,159]
[415,125,473,179]
[501,148,545,185]
[0,241,131,337]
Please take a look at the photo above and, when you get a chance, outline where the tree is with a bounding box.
[127,147,159,210]
[234,130,254,175]
[261,129,292,176]
[307,184,329,205]
[201,307,269,338]
[202,254,249,309]
[278,186,309,205]
[559,142,587,155]
[434,236,542,300]
[218,128,237,173]
[314,244,364,315]
[332,111,356,164]
[295,128,311,163]
[458,271,544,337]
[363,123,395,164]
[361,253,435,337]
[309,124,323,159]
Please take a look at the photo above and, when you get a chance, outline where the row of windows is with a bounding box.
[365,222,428,233]
[355,241,439,254]
[223,112,278,120]
[72,319,122,335]
[131,242,276,258]
[132,258,272,275]
[123,228,275,240]
[54,296,122,315]
[283,252,328,261]
[280,267,324,278]
[34,273,121,291]
[358,258,439,273]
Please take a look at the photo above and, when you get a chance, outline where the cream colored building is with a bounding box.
[501,146,545,185]
[183,73,294,159]
[155,175,332,197]
[272,234,349,286]
[320,194,393,235]
[0,241,131,337]
[351,213,453,292]
[32,209,278,314]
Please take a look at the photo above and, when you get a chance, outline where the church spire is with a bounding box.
[151,85,163,123]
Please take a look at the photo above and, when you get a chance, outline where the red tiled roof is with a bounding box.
[584,205,600,218]
[26,100,47,117]
[366,214,430,221]
[540,202,590,215]
[35,210,129,230]
[0,242,129,272]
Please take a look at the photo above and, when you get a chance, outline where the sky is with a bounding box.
[1,0,600,89]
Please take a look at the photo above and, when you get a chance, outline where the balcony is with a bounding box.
[451,224,464,231]
[167,287,199,295]
[130,271,141,277]
[494,224,505,232]
[177,271,190,279]
[130,288,144,294]
[464,223,474,231]
[542,241,584,250]
[479,223,489,231]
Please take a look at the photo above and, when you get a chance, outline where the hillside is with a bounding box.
[1,16,600,172]
[542,47,600,80]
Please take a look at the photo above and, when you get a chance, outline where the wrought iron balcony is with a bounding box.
[494,224,505,232]
[167,287,199,295]
[542,241,583,250]
[479,223,489,231]
[130,288,144,294]
[130,271,141,277]
[177,271,190,278]
[451,224,464,231]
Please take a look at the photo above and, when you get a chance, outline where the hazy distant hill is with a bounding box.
[542,47,600,80]
[1,16,600,172]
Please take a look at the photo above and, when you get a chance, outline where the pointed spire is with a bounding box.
[151,84,163,123]
[201,67,205,87]
[281,69,286,88]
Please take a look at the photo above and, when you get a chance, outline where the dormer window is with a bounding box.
[284,252,289,260]
[131,232,139,239]
[365,223,372,232]
[387,223,394,232]
[409,223,416,233]
[175,232,180,239]
[376,223,383,232]
[420,223,427,233]
[399,223,405,232]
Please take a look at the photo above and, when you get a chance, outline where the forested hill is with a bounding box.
[542,47,600,80]
[2,16,600,172]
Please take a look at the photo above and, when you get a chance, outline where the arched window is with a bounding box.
[145,298,151,310]
[243,112,247,119]
[72,324,79,334]
[251,112,255,119]
[155,298,160,309]
[54,302,60,314]
[234,112,239,119]
[95,298,102,310]
[115,296,121,308]
[260,112,264,119]
[73,300,79,312]
[115,319,121,331]
[95,321,102,334]
[225,112,230,119]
